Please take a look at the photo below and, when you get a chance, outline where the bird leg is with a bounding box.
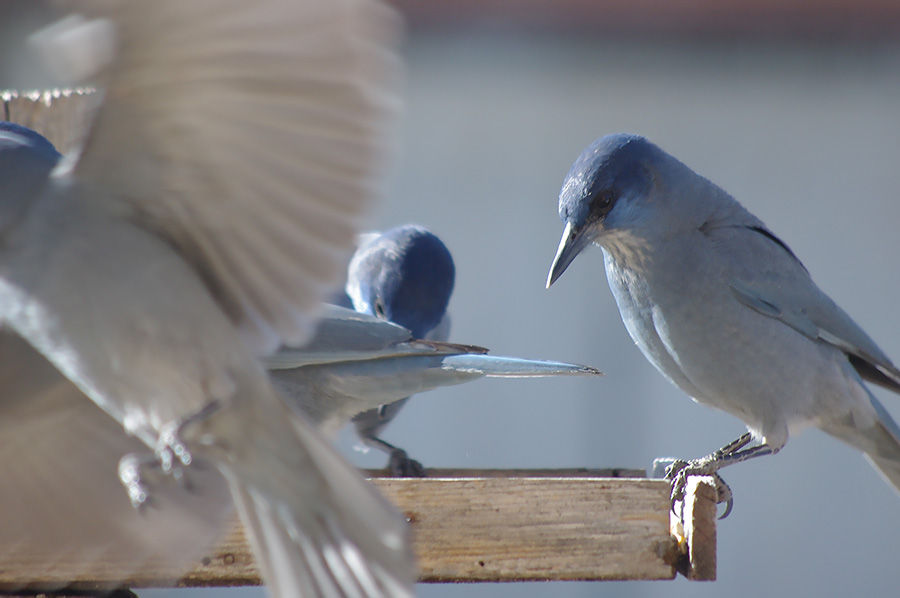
[354,399,426,477]
[118,400,223,510]
[361,435,427,478]
[665,433,777,519]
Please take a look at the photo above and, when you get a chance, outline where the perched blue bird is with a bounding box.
[270,226,602,473]
[547,133,900,516]
[345,225,455,476]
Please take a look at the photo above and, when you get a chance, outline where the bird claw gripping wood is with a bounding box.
[665,459,735,520]
[118,401,222,511]
[117,424,194,511]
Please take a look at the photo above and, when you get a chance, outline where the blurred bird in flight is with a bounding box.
[0,0,414,596]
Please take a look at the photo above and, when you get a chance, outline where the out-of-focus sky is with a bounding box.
[4,2,900,597]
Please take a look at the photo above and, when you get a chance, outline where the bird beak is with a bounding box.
[546,221,592,288]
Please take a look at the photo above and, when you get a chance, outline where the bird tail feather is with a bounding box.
[822,394,900,496]
[440,354,602,377]
[221,399,416,598]
[363,353,602,399]
[864,396,900,495]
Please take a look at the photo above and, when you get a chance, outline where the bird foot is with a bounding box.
[118,401,222,510]
[388,449,426,478]
[118,452,160,510]
[117,433,195,511]
[665,459,735,519]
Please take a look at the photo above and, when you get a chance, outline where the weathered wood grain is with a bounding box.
[678,476,717,581]
[181,476,682,586]
[380,477,678,583]
[0,474,702,590]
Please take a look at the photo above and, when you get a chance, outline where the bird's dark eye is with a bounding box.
[591,189,614,216]
[374,299,386,318]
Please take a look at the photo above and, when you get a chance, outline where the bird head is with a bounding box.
[546,133,680,287]
[347,224,454,338]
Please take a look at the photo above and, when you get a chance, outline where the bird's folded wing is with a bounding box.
[0,330,233,590]
[265,304,494,368]
[265,338,479,369]
[715,225,900,390]
[265,305,601,376]
[33,0,402,354]
[292,303,416,354]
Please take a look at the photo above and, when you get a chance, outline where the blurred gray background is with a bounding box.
[5,1,900,597]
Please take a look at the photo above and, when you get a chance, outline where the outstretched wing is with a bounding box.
[35,0,402,354]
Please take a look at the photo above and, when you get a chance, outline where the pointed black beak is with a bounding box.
[546,221,591,288]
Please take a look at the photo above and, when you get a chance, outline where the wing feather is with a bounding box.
[714,224,900,391]
[36,0,402,353]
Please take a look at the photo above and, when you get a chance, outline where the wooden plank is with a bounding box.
[1,88,95,155]
[365,467,648,479]
[181,477,681,586]
[380,477,678,583]
[0,474,707,590]
[678,476,717,581]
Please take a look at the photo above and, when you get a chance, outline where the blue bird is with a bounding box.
[346,225,455,476]
[547,133,900,516]
[268,225,602,475]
